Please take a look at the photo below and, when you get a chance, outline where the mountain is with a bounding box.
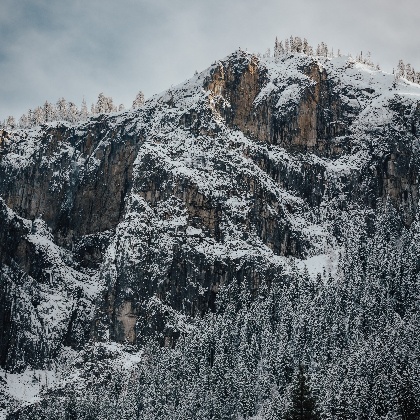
[1,50,420,419]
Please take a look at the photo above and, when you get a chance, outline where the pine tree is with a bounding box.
[285,38,290,54]
[132,91,145,109]
[278,41,285,56]
[65,384,79,420]
[405,63,415,82]
[95,92,107,114]
[397,60,406,78]
[307,44,314,56]
[67,101,80,123]
[43,101,55,122]
[32,106,44,126]
[316,42,329,57]
[274,37,285,58]
[302,38,309,55]
[285,366,320,420]
[56,97,67,121]
[290,36,295,53]
[366,51,372,66]
[80,98,88,121]
[294,36,302,53]
[5,116,16,130]
[106,96,117,113]
[274,37,280,59]
[19,113,28,128]
[94,92,116,114]
[27,109,33,127]
[316,44,322,56]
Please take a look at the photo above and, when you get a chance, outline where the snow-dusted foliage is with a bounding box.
[1,91,146,130]
[396,59,420,83]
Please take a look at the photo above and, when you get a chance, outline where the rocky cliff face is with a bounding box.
[1,51,420,402]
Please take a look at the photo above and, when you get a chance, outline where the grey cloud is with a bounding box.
[1,0,419,120]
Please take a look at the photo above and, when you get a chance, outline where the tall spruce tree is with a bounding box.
[285,366,320,420]
[132,91,145,109]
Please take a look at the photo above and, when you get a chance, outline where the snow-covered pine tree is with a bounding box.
[56,98,67,121]
[307,44,314,56]
[80,98,88,121]
[290,36,295,53]
[284,365,320,420]
[302,38,309,55]
[95,93,107,114]
[67,102,79,123]
[320,42,328,57]
[397,60,406,78]
[274,37,280,59]
[366,51,373,66]
[316,43,328,57]
[32,106,44,126]
[285,38,290,54]
[274,37,285,58]
[95,93,116,114]
[26,109,33,128]
[18,113,28,128]
[5,116,16,130]
[132,91,145,109]
[106,96,117,113]
[405,63,415,82]
[278,40,285,56]
[294,36,302,53]
[43,101,55,122]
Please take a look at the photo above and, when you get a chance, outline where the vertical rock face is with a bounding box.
[0,118,142,369]
[207,55,266,140]
[1,50,420,369]
[0,200,96,370]
[0,120,141,249]
[206,56,347,157]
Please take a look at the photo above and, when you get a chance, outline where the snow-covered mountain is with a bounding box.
[1,50,420,418]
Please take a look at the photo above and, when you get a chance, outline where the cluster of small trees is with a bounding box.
[273,36,420,82]
[396,59,420,83]
[354,50,377,67]
[274,36,340,58]
[273,35,381,70]
[1,90,145,131]
[270,37,420,85]
[274,36,314,57]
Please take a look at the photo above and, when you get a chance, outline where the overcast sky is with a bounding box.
[1,0,419,120]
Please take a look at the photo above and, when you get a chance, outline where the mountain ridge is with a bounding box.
[1,49,420,418]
